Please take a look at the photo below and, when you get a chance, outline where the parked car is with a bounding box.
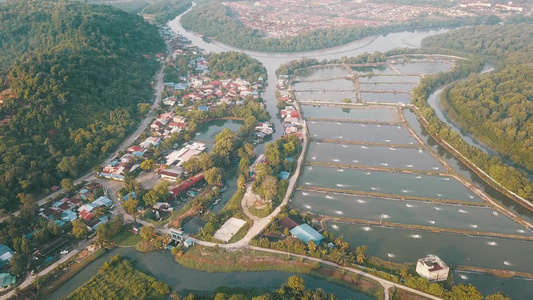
[60,250,69,255]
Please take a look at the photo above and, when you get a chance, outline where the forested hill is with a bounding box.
[0,0,165,210]
[421,24,533,65]
[420,24,533,192]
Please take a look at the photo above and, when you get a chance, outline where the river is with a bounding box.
[48,247,371,300]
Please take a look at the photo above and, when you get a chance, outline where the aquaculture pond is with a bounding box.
[358,75,420,83]
[360,92,411,104]
[292,190,531,236]
[359,83,418,92]
[325,222,533,273]
[307,121,418,145]
[294,66,351,81]
[295,91,356,102]
[301,105,400,122]
[293,79,355,91]
[453,270,533,300]
[393,61,452,74]
[307,142,443,171]
[299,166,483,202]
[351,65,397,74]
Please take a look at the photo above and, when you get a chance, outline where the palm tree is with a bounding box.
[307,240,317,252]
[356,253,365,264]
[400,269,409,282]
[170,291,180,300]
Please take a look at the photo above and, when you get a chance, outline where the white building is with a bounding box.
[416,255,449,282]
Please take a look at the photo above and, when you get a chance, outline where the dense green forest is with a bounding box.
[0,0,164,210]
[181,2,484,52]
[65,255,170,299]
[442,66,533,171]
[207,51,266,83]
[422,24,533,176]
[142,0,192,24]
[408,25,533,199]
[422,24,533,65]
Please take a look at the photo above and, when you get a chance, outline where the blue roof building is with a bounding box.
[0,245,14,269]
[123,192,137,201]
[290,224,325,245]
[0,273,16,289]
[279,171,290,180]
[61,209,78,222]
[92,196,113,207]
[175,83,187,90]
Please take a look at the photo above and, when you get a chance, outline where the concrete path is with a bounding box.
[247,246,442,300]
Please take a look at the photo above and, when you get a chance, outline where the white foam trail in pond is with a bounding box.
[487,241,498,246]
[352,160,359,163]
[418,149,423,153]
[415,175,421,178]
[304,204,312,209]
[302,192,309,196]
[460,275,469,280]
[436,193,442,197]
[385,139,391,142]
[313,134,318,137]
[326,195,334,199]
[407,165,414,168]
[443,177,450,181]
[365,172,371,175]
[397,126,401,129]
[363,226,371,231]
[458,209,468,214]
[517,229,525,233]
[377,125,381,127]
[428,220,436,225]
[371,187,378,190]
[332,224,339,230]
[307,166,313,170]
[335,210,344,215]
[469,195,475,199]
[381,163,389,166]
[342,145,348,148]
[411,234,422,238]
[361,146,368,149]
[470,224,478,228]
[401,190,409,193]
[337,169,344,172]
[316,142,321,145]
[433,207,442,211]
[406,204,414,208]
[332,159,340,162]
[504,261,512,266]
[389,148,396,151]
[432,167,439,170]
[336,136,343,139]
[336,183,346,187]
[381,214,390,219]
[311,156,316,160]
[361,124,366,127]
[492,211,499,216]
[387,253,395,258]
[311,121,316,124]
[337,122,342,125]
[357,199,366,203]
[305,182,312,185]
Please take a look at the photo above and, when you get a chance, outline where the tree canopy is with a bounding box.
[0,0,165,210]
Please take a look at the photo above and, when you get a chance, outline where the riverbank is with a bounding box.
[175,245,385,299]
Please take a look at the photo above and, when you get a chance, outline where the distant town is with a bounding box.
[225,0,530,37]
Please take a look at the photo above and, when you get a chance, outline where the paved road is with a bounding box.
[2,237,95,300]
[247,246,442,300]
